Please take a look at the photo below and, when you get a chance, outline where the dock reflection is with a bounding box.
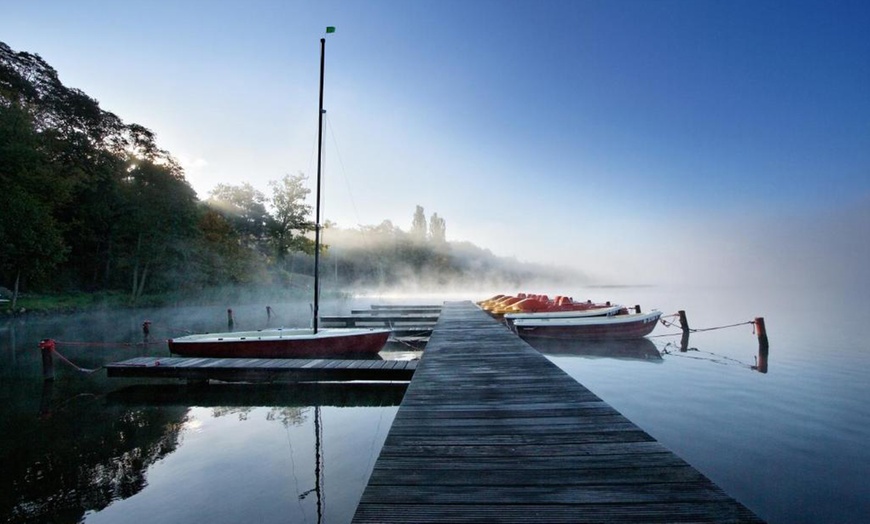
[525,337,663,362]
[107,382,408,408]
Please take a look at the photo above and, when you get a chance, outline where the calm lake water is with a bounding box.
[1,285,868,523]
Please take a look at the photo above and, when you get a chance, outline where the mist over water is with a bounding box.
[2,277,869,523]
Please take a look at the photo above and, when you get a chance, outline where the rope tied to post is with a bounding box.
[657,315,756,334]
[39,338,101,374]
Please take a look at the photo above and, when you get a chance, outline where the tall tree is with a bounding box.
[267,173,314,261]
[429,212,446,244]
[186,207,263,287]
[207,183,270,250]
[116,159,198,302]
[2,40,183,294]
[0,103,68,304]
[411,205,427,243]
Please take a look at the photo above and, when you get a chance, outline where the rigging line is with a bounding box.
[324,113,364,229]
[323,113,381,257]
[306,122,319,184]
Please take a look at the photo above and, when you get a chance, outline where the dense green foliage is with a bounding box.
[0,41,582,309]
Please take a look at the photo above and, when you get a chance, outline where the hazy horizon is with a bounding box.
[2,1,867,290]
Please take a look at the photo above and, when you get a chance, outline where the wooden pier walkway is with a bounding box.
[352,301,762,523]
[105,357,416,383]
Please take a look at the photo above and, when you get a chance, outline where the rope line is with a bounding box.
[50,348,101,374]
[658,315,756,333]
[388,336,425,350]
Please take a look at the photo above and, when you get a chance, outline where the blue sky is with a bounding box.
[3,0,868,287]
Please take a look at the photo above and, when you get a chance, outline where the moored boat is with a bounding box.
[168,327,391,358]
[503,304,623,327]
[512,310,662,340]
[168,32,390,359]
[478,293,616,318]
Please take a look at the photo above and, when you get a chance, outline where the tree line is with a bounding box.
[1,42,578,308]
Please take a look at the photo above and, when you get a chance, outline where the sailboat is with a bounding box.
[168,31,390,359]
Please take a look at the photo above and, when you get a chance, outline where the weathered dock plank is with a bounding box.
[105,357,417,383]
[352,301,763,523]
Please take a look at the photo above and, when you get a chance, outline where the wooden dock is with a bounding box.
[105,357,417,383]
[352,301,763,523]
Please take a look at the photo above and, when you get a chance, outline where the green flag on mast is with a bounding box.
[326,26,336,33]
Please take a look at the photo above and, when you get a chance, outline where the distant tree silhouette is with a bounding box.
[429,212,446,244]
[411,205,427,243]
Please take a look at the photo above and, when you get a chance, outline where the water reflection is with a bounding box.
[754,344,769,374]
[526,337,663,362]
[5,383,407,524]
[657,335,770,374]
[106,382,408,409]
[2,399,187,524]
[527,332,771,374]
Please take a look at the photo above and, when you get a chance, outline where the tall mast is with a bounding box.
[313,37,325,334]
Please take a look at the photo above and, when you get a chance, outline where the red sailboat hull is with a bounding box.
[168,328,390,358]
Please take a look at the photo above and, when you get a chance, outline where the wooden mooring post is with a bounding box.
[754,317,769,373]
[678,310,690,352]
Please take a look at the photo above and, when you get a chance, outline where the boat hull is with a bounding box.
[168,328,390,358]
[513,311,662,341]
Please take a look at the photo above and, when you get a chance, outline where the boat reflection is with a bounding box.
[525,337,663,362]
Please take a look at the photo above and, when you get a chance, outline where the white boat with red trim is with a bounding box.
[503,304,623,327]
[512,310,662,340]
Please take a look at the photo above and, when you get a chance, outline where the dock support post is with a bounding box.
[39,339,55,381]
[678,310,690,352]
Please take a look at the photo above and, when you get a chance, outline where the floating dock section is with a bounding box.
[105,357,416,383]
[352,301,762,523]
[322,305,440,339]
